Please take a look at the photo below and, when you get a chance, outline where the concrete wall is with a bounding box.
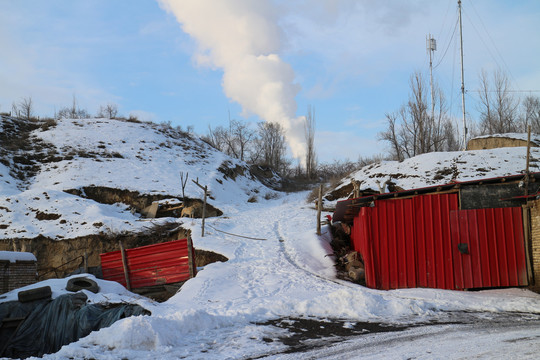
[467,137,532,151]
[0,260,37,294]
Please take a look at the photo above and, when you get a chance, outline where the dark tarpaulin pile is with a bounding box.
[0,292,150,359]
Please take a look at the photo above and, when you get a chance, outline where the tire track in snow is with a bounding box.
[273,220,357,290]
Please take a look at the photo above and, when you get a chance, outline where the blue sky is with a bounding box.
[1,0,539,163]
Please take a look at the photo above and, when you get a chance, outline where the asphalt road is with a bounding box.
[254,311,540,359]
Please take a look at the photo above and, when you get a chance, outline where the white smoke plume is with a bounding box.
[158,0,307,160]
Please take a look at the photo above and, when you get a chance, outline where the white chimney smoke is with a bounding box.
[158,0,307,160]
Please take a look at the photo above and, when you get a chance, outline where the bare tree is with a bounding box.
[520,95,540,133]
[98,103,118,119]
[202,124,227,152]
[379,71,459,160]
[229,119,254,162]
[10,97,34,119]
[379,110,404,161]
[203,118,254,162]
[257,122,287,173]
[317,159,359,180]
[19,97,34,120]
[180,171,189,200]
[304,105,317,179]
[57,95,90,119]
[477,69,520,135]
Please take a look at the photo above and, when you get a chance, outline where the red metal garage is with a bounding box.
[336,174,534,291]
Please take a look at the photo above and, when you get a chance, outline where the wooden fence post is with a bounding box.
[187,234,196,278]
[202,185,207,237]
[192,179,208,237]
[317,184,323,235]
[119,240,131,291]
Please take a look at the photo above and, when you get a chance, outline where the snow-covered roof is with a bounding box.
[470,132,540,145]
[0,251,37,263]
[326,146,539,205]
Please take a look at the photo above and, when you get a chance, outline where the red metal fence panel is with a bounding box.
[350,193,527,290]
[450,207,527,289]
[100,239,196,289]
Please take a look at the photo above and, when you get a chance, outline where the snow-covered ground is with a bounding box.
[20,191,540,359]
[2,117,540,359]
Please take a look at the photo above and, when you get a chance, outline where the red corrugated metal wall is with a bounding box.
[450,207,527,289]
[351,193,527,290]
[100,239,196,289]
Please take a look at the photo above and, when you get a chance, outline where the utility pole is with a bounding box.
[458,0,468,148]
[427,34,437,124]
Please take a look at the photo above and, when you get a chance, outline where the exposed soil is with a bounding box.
[0,116,59,183]
[64,186,223,217]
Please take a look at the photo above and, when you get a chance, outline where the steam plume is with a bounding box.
[159,0,307,160]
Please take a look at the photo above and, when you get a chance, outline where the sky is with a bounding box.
[1,0,539,163]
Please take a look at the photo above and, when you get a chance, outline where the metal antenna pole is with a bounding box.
[458,0,468,149]
[427,34,436,125]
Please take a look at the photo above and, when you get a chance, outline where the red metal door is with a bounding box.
[352,193,458,290]
[450,207,527,289]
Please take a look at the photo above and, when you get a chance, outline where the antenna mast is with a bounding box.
[458,0,468,148]
[427,34,437,123]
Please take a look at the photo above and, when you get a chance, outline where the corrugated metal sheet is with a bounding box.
[352,193,458,290]
[450,207,527,289]
[100,239,196,289]
[351,193,527,290]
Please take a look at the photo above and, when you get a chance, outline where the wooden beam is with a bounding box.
[119,241,131,291]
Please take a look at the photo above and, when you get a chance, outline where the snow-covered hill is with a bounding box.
[0,116,279,240]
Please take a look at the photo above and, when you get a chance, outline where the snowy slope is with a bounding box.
[0,117,278,240]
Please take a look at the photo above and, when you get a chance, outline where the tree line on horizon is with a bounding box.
[379,68,540,162]
[3,68,539,183]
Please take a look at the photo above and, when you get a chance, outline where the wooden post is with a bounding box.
[192,179,208,237]
[523,205,534,284]
[525,125,532,197]
[317,184,323,235]
[526,125,532,173]
[202,185,207,237]
[119,240,131,291]
[187,234,196,278]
